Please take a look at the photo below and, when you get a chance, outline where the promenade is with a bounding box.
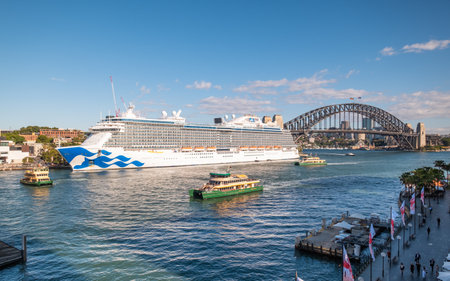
[359,191,449,281]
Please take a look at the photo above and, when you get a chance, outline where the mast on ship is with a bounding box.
[110,76,119,117]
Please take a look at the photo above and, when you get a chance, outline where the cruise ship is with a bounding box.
[57,104,298,171]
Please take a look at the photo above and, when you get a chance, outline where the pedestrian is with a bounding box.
[410,263,415,275]
[387,250,391,264]
[437,217,441,228]
[430,258,435,273]
[427,227,430,237]
[415,252,421,263]
[422,266,427,279]
[400,262,405,276]
[429,206,432,214]
[416,261,421,276]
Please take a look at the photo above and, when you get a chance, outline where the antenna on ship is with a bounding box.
[110,76,119,117]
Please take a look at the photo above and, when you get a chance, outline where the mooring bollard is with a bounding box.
[22,235,27,263]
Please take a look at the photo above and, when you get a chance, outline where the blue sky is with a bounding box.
[1,0,449,133]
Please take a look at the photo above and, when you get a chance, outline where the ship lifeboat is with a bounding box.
[249,146,257,151]
[239,146,249,151]
[181,146,193,152]
[257,146,265,150]
[206,146,217,151]
[274,146,282,150]
[194,146,205,152]
[265,146,273,150]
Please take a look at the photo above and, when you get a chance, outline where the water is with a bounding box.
[0,150,448,280]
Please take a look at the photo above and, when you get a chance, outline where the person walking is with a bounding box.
[410,263,415,275]
[400,262,405,276]
[416,261,421,276]
[427,227,431,237]
[429,206,432,215]
[437,217,441,228]
[430,258,435,273]
[422,266,427,280]
[415,252,421,263]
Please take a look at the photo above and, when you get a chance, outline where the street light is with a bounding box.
[381,252,386,278]
[408,223,413,241]
[397,235,402,257]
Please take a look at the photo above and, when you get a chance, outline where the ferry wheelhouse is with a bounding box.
[189,172,263,199]
[295,155,327,166]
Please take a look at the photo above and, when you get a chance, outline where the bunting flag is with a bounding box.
[391,209,398,240]
[410,193,415,215]
[420,187,425,206]
[357,97,362,99]
[295,271,304,281]
[400,201,406,226]
[369,224,376,262]
[349,97,355,100]
[343,246,354,281]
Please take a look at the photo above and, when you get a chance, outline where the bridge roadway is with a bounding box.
[290,129,418,137]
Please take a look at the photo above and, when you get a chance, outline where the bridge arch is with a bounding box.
[284,103,414,133]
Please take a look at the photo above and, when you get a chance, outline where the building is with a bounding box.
[40,129,81,140]
[262,116,272,124]
[0,140,30,164]
[362,118,374,130]
[20,133,38,143]
[416,122,426,148]
[273,115,283,129]
[340,121,350,130]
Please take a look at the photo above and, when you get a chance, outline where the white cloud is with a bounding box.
[50,77,65,82]
[380,47,395,56]
[186,81,212,89]
[213,85,223,90]
[427,126,450,134]
[402,39,450,53]
[198,96,276,115]
[287,88,370,104]
[157,84,170,92]
[345,69,359,79]
[140,85,151,94]
[389,90,450,120]
[233,70,335,95]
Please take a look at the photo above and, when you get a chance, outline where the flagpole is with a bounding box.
[342,244,344,281]
[389,206,392,268]
[370,257,372,281]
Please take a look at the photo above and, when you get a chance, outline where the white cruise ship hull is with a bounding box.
[57,146,299,171]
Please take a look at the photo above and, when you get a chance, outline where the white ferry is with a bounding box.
[57,104,298,171]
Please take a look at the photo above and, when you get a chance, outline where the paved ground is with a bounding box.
[359,190,449,281]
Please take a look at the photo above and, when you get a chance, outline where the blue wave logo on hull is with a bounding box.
[57,147,144,170]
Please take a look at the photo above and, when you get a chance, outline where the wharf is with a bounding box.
[295,213,392,275]
[0,240,23,269]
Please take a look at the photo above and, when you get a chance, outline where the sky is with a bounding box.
[1,0,449,133]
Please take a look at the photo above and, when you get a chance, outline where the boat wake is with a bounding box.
[327,162,359,165]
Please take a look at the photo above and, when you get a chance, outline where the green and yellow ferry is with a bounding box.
[189,172,263,199]
[20,166,53,186]
[294,155,327,166]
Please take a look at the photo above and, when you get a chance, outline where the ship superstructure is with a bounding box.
[57,104,298,171]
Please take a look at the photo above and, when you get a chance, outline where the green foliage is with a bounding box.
[36,134,53,144]
[18,126,57,134]
[400,166,445,193]
[22,157,35,164]
[40,146,65,164]
[442,137,450,146]
[4,133,25,144]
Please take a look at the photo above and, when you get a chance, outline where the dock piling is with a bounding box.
[22,235,27,263]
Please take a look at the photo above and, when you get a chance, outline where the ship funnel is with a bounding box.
[172,110,177,117]
[176,110,182,117]
[232,114,236,119]
[224,115,229,120]
[161,111,168,118]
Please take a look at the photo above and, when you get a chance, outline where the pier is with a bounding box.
[0,236,26,269]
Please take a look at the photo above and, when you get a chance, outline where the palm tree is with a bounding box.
[434,160,445,169]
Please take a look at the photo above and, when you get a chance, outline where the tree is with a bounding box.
[36,134,53,144]
[4,133,25,144]
[441,137,450,146]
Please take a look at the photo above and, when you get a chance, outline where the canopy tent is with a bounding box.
[333,221,354,230]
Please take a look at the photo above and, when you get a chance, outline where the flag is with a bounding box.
[400,201,405,226]
[343,246,354,281]
[410,193,415,215]
[391,209,398,240]
[295,271,304,281]
[369,224,376,262]
[420,187,425,206]
[357,97,362,99]
[350,97,355,100]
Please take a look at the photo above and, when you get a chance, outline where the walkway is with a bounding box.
[359,191,449,281]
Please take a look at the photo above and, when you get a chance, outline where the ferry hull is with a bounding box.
[20,179,53,186]
[295,162,327,166]
[190,185,263,199]
[57,146,299,171]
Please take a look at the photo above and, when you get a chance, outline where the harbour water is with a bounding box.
[0,150,448,280]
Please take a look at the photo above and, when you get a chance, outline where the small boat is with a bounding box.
[294,155,327,166]
[189,172,263,199]
[20,166,53,186]
[345,153,355,156]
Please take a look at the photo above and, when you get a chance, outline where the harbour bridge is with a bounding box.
[283,103,425,150]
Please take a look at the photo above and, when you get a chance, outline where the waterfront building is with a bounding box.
[40,129,81,140]
[0,140,30,164]
[362,118,374,130]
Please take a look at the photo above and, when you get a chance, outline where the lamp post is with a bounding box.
[397,235,402,257]
[381,252,386,278]
[408,223,413,241]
